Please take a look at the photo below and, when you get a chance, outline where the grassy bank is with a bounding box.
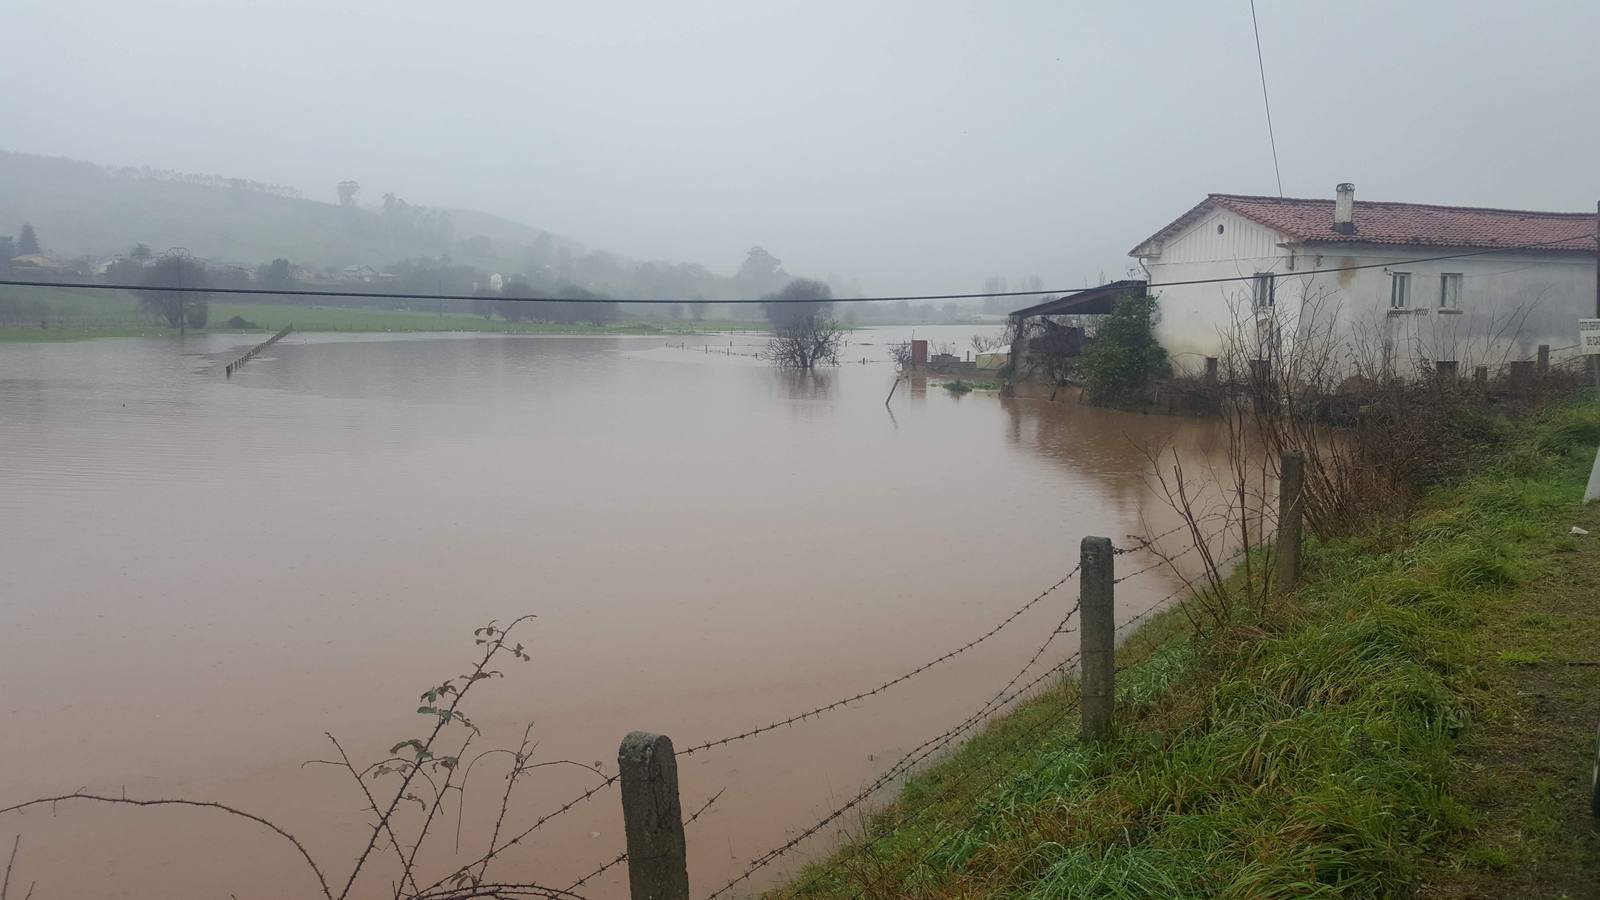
[775,401,1600,898]
[0,288,766,341]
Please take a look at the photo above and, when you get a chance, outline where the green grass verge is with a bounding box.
[772,400,1600,899]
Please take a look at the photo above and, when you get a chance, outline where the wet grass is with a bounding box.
[942,380,1003,394]
[771,400,1600,899]
[0,288,761,340]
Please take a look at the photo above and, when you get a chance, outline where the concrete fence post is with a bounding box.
[1275,451,1305,590]
[1434,360,1458,381]
[1079,536,1115,742]
[1474,365,1489,388]
[1203,356,1219,383]
[1537,344,1551,375]
[618,731,689,900]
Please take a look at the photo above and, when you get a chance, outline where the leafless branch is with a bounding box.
[0,794,332,900]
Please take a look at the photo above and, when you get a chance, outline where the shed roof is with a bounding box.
[1009,280,1146,318]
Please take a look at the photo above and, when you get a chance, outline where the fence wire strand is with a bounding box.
[679,562,1082,757]
[1112,538,1204,584]
[418,775,621,896]
[559,786,727,895]
[1110,521,1192,555]
[702,624,1087,900]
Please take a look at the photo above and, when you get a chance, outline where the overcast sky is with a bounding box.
[3,0,1597,293]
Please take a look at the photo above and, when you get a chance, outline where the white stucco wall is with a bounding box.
[1136,208,1598,376]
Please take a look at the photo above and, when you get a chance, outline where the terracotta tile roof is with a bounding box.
[1133,194,1597,257]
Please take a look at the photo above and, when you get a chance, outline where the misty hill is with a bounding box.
[0,150,583,271]
[0,151,777,300]
[0,151,931,317]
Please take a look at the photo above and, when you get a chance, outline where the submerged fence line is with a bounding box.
[224,323,293,378]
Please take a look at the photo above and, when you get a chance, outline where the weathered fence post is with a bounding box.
[1203,356,1219,383]
[1079,536,1115,742]
[618,731,689,900]
[1275,451,1304,590]
[1509,360,1535,395]
[1435,360,1458,381]
[1474,365,1489,388]
[1537,344,1551,375]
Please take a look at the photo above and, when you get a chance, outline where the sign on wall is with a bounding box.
[1582,319,1600,355]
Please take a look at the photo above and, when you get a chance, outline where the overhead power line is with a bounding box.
[1249,0,1285,197]
[0,231,1592,306]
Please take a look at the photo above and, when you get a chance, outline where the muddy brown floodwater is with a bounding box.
[0,326,1228,899]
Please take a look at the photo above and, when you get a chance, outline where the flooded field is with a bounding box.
[0,325,1227,898]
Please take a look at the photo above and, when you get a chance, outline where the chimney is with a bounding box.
[1333,183,1356,235]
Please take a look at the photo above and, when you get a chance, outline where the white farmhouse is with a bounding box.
[1130,185,1597,373]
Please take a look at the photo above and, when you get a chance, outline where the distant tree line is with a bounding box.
[1,215,992,331]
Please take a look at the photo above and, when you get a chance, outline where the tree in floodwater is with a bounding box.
[138,251,210,330]
[763,279,842,370]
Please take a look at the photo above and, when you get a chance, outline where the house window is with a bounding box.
[1439,273,1462,308]
[1390,272,1411,309]
[1251,273,1275,309]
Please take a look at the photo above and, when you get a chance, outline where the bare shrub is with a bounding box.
[970,333,1007,353]
[0,616,633,900]
[767,314,844,369]
[887,341,913,370]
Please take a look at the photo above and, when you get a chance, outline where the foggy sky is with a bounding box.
[4,0,1598,294]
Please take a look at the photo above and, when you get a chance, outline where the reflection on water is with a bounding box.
[771,369,835,403]
[0,326,1229,899]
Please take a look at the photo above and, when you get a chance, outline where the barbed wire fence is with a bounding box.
[1,496,1281,900]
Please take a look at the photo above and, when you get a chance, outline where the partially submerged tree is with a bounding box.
[138,252,210,330]
[763,279,842,370]
[768,314,844,369]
